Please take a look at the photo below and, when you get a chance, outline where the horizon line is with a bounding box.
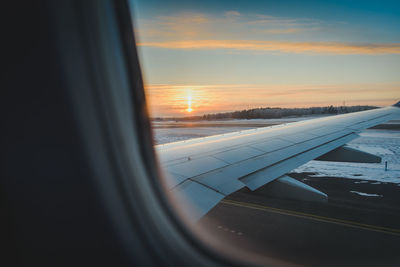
[149,104,380,119]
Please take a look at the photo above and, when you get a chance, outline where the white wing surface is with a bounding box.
[156,105,400,221]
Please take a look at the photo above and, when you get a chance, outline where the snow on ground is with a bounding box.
[153,126,254,145]
[349,191,383,197]
[152,117,331,145]
[290,130,400,184]
[152,115,330,127]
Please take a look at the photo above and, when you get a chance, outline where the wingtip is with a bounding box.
[394,101,400,108]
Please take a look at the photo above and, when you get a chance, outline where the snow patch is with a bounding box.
[291,130,400,184]
[350,191,383,197]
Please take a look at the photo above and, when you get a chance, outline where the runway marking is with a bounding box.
[216,225,244,236]
[221,199,400,237]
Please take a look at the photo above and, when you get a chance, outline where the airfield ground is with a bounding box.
[199,174,400,266]
[153,119,400,266]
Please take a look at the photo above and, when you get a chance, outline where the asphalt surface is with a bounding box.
[199,174,400,266]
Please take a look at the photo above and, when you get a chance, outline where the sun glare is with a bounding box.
[186,95,193,113]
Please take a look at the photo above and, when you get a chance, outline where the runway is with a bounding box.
[199,174,400,266]
[221,199,400,236]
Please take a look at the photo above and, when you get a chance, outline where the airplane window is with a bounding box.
[130,0,400,265]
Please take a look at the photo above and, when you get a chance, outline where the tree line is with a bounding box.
[152,105,378,121]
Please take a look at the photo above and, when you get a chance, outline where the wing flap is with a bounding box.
[240,133,357,190]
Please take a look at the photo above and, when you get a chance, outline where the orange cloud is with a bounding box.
[138,40,400,55]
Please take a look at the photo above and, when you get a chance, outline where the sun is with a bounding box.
[186,95,193,113]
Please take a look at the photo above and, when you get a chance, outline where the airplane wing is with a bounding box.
[155,104,400,221]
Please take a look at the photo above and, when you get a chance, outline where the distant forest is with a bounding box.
[152,105,378,121]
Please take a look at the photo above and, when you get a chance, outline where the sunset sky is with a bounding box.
[130,0,400,117]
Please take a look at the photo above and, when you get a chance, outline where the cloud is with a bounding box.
[254,28,305,34]
[135,11,322,41]
[224,10,240,17]
[244,15,322,27]
[138,40,400,55]
[135,12,400,55]
[136,13,212,40]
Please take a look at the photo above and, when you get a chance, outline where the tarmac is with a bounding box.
[199,173,400,266]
